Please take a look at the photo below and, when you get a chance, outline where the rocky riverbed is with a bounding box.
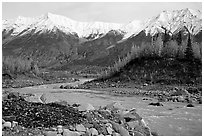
[2,78,202,136]
[2,92,154,136]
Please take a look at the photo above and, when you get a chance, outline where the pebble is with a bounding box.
[90,128,99,136]
[76,124,86,132]
[3,121,12,128]
[63,129,81,136]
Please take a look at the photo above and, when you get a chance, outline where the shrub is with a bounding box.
[101,34,202,80]
[161,40,179,58]
[184,35,194,61]
[192,42,202,60]
[2,56,39,76]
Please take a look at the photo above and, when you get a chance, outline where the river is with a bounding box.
[9,78,202,136]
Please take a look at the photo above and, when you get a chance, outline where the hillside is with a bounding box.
[2,8,202,68]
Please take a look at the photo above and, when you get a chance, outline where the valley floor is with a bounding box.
[4,78,202,136]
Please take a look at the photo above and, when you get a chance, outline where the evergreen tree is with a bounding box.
[184,33,194,61]
[176,31,182,45]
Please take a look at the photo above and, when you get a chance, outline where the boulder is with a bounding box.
[76,124,86,132]
[106,126,114,135]
[63,129,81,136]
[127,120,140,129]
[148,102,163,106]
[78,103,95,111]
[112,132,121,136]
[44,131,58,136]
[105,123,112,127]
[132,131,144,136]
[100,126,108,135]
[90,128,99,136]
[3,121,12,129]
[187,103,194,107]
[110,121,130,136]
[104,102,125,111]
[57,125,63,134]
[12,121,18,128]
[177,96,185,102]
[2,119,6,124]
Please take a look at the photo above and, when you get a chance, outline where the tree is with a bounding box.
[176,31,182,45]
[184,27,194,61]
[161,26,172,47]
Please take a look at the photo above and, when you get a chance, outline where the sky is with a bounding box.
[2,2,202,23]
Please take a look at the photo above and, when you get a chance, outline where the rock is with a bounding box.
[63,129,81,136]
[104,102,125,111]
[60,85,64,89]
[12,121,18,128]
[100,119,109,124]
[98,134,104,136]
[78,103,95,111]
[123,108,142,123]
[106,126,114,135]
[177,96,185,102]
[187,87,200,94]
[50,127,57,131]
[139,119,148,127]
[151,131,159,136]
[76,124,86,132]
[57,125,63,134]
[68,125,76,131]
[3,121,12,128]
[110,121,130,136]
[86,103,95,111]
[112,132,121,136]
[143,126,152,136]
[105,123,112,127]
[84,128,91,136]
[40,93,47,103]
[83,123,93,128]
[90,128,99,136]
[44,131,58,136]
[148,102,163,106]
[187,103,195,107]
[111,84,116,87]
[133,131,144,136]
[100,126,108,135]
[2,119,6,124]
[127,120,140,129]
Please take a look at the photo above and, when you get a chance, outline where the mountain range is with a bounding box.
[2,8,202,67]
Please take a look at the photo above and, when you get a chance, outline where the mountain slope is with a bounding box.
[2,8,202,67]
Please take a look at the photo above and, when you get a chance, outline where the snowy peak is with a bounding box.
[2,8,202,40]
[144,8,202,35]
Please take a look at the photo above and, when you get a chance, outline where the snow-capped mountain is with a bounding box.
[3,12,123,39]
[2,8,202,67]
[143,8,202,36]
[2,8,202,41]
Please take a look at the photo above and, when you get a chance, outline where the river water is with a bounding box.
[10,78,202,136]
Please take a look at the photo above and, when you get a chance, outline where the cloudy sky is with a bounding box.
[2,2,202,23]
